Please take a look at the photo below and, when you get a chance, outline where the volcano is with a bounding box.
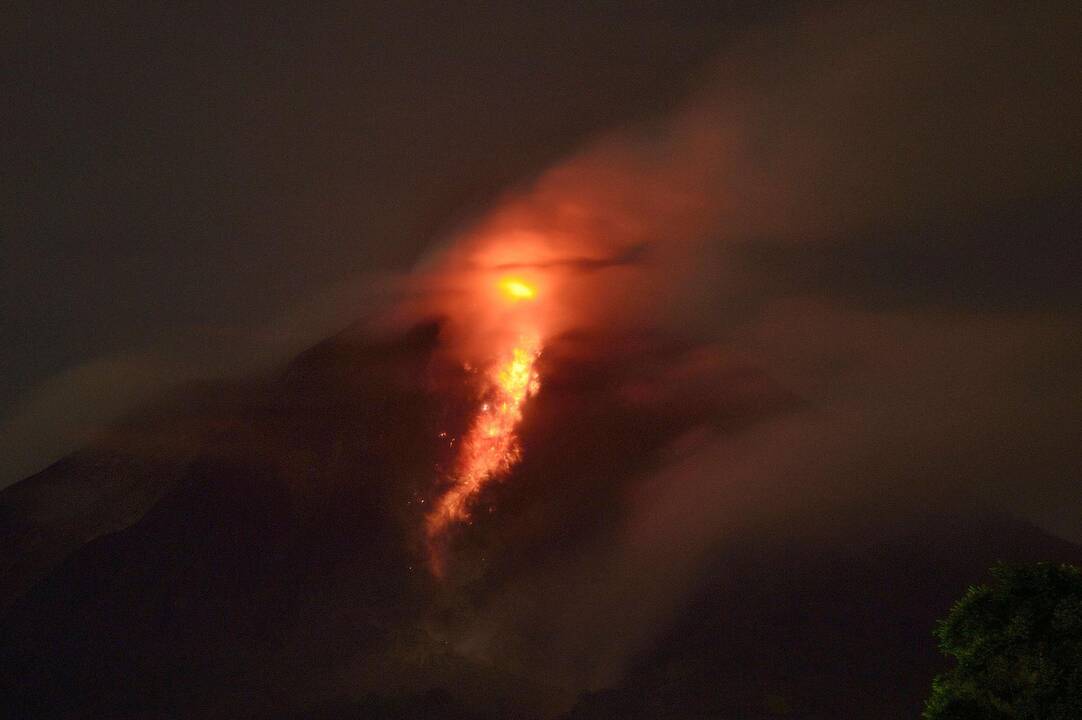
[1,320,1078,720]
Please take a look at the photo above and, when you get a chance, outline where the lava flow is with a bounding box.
[425,276,543,576]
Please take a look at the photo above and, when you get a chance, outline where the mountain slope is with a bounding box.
[1,322,1077,719]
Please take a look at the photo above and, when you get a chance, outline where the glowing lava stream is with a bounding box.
[426,277,542,577]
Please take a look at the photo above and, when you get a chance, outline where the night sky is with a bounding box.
[2,2,1081,718]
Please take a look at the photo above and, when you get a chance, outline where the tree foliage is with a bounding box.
[924,562,1082,719]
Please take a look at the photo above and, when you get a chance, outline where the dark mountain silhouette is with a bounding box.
[1,321,1077,719]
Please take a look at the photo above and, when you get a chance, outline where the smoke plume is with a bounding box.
[370,0,1082,700]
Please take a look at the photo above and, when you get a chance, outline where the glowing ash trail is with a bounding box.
[426,277,542,576]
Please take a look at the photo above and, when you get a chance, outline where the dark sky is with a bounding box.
[3,2,792,483]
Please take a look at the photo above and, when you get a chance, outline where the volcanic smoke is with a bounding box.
[426,276,542,576]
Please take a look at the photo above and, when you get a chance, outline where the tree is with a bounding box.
[924,562,1082,719]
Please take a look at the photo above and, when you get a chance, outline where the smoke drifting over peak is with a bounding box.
[4,2,1081,716]
[390,0,1080,526]
[338,1,1082,697]
[403,1,1080,338]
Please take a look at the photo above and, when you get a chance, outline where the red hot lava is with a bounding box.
[425,276,543,577]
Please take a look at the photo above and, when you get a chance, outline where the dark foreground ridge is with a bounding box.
[2,322,1078,719]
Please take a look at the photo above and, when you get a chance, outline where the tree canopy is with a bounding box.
[924,562,1082,719]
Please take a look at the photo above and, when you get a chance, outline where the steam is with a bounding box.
[4,1,1078,714]
[393,0,1082,701]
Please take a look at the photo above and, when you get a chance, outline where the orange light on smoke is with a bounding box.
[498,276,537,302]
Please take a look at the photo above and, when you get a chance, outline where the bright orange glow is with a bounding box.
[498,276,537,301]
[426,333,542,576]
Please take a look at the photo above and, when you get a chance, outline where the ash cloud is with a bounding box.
[4,1,1081,716]
[400,0,1082,700]
[3,0,748,489]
